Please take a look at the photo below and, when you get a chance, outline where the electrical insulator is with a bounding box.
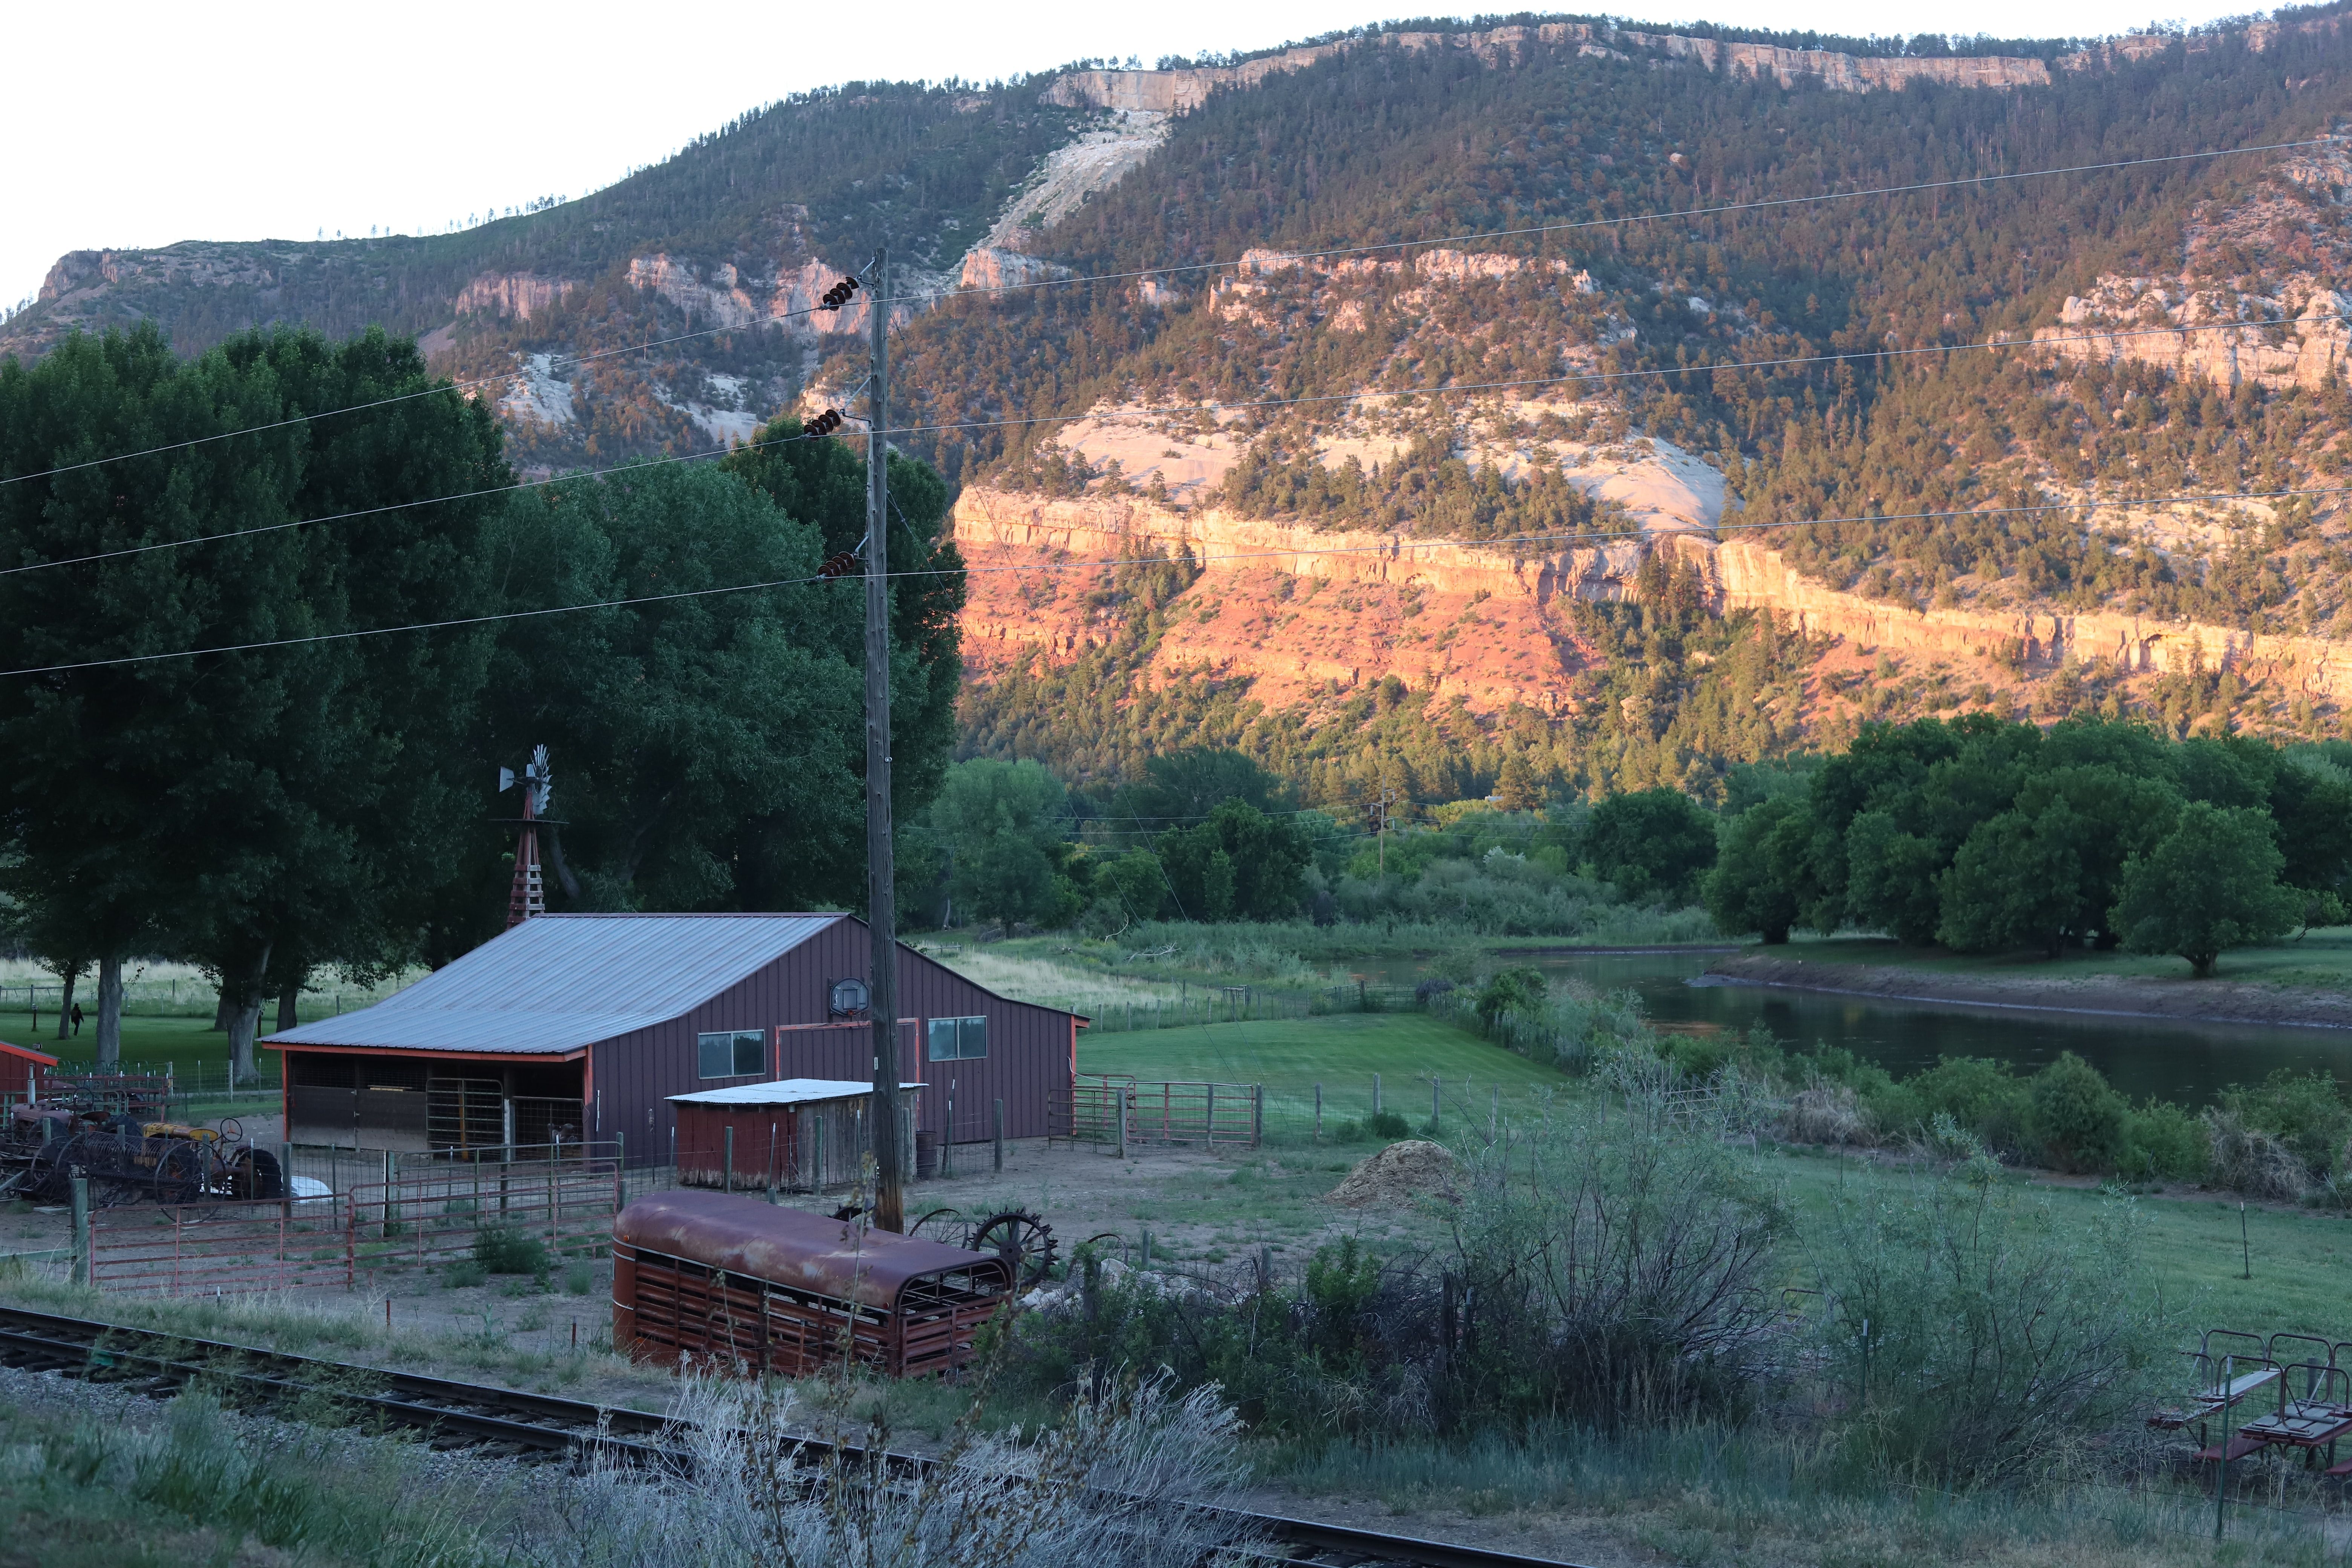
[820,276,861,310]
[818,551,860,579]
[804,408,844,436]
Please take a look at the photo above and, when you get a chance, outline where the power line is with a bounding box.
[6,476,2336,679]
[1,307,2315,583]
[869,309,2343,446]
[6,133,2326,491]
[897,134,2343,308]
[0,304,840,492]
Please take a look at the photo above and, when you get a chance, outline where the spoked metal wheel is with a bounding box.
[972,1209,1058,1289]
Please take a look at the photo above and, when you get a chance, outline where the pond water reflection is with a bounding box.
[1401,949,2352,1106]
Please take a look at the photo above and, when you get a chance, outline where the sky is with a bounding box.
[4,0,2257,316]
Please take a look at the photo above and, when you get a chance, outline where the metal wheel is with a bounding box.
[971,1209,1058,1288]
[909,1207,965,1242]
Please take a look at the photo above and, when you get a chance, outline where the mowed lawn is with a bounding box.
[0,1015,241,1074]
[1768,927,2352,991]
[1078,1012,1571,1136]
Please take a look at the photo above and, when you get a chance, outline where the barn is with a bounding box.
[262,914,1081,1164]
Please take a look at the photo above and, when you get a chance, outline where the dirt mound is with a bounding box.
[1326,1140,1459,1208]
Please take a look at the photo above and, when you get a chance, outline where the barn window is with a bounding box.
[926,1017,988,1061]
[697,1031,766,1079]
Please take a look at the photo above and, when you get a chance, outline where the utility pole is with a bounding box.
[1365,787,1399,876]
[864,247,903,1233]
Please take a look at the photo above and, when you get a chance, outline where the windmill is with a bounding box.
[500,746,554,928]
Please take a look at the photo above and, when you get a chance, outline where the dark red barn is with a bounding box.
[263,914,1080,1163]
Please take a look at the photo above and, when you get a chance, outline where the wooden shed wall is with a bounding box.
[589,918,1076,1165]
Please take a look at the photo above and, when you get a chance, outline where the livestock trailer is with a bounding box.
[612,1189,1012,1377]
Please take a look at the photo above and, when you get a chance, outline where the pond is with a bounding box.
[1408,949,2352,1107]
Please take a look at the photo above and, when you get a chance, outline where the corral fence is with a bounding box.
[1051,1073,1262,1153]
[84,1152,621,1295]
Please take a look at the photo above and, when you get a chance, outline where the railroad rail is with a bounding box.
[0,1303,1588,1568]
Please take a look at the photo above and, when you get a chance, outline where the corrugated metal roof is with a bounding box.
[670,1078,923,1107]
[265,914,843,1055]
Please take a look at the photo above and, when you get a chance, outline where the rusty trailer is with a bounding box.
[612,1190,1012,1377]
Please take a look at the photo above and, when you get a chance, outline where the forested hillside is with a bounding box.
[17,11,2352,819]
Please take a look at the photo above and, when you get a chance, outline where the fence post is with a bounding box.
[548,1162,558,1250]
[381,1150,397,1232]
[724,1126,734,1196]
[1373,1073,1381,1117]
[946,1078,956,1180]
[993,1098,1004,1174]
[814,1116,826,1194]
[280,1142,294,1222]
[1117,1089,1129,1161]
[1314,1083,1323,1142]
[68,1172,90,1288]
[767,1122,779,1204]
[1432,1075,1441,1131]
[1252,1085,1263,1148]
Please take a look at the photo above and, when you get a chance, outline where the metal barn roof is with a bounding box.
[264,913,843,1056]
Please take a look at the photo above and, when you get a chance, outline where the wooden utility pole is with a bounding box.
[864,248,903,1232]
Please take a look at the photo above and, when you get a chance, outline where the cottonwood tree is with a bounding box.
[475,461,868,913]
[2112,801,2303,977]
[0,325,507,1081]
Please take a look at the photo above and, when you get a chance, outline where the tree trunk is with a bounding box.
[55,969,76,1040]
[228,997,265,1088]
[95,956,125,1069]
[211,991,233,1031]
[277,983,299,1034]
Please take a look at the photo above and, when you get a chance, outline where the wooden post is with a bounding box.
[68,1172,89,1288]
[767,1122,779,1204]
[1252,1084,1263,1148]
[381,1150,397,1232]
[280,1142,294,1222]
[1117,1089,1128,1161]
[993,1098,1004,1173]
[1373,1073,1381,1117]
[1314,1083,1323,1142]
[723,1126,734,1196]
[1433,1075,1441,1130]
[814,1115,827,1194]
[946,1077,956,1179]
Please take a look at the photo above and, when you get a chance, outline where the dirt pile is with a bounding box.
[1325,1140,1459,1208]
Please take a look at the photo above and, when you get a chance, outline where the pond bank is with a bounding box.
[1705,952,2352,1032]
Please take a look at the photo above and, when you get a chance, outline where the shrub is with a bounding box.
[1364,1109,1411,1140]
[443,1257,488,1289]
[2218,1069,2350,1179]
[1813,1171,2170,1485]
[2027,1052,2128,1172]
[1870,1056,2032,1158]
[562,1258,596,1296]
[2205,1108,2312,1201]
[1473,967,1547,1027]
[2119,1100,2210,1182]
[474,1228,551,1276]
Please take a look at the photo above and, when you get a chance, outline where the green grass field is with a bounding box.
[1085,1010,2352,1342]
[3,1015,267,1076]
[1768,927,2352,989]
[1769,1146,2352,1341]
[1078,1012,1570,1136]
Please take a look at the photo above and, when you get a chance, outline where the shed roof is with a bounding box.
[264,914,842,1056]
[669,1077,924,1107]
[0,1040,58,1066]
[614,1189,1008,1309]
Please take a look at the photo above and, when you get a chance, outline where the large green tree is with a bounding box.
[476,461,865,914]
[925,758,1081,929]
[2111,802,2302,977]
[0,325,506,1079]
[1581,787,1718,905]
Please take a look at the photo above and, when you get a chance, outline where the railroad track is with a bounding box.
[0,1303,1588,1568]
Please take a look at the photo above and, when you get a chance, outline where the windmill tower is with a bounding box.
[501,746,553,928]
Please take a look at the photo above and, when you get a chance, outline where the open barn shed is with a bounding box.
[263,914,1079,1163]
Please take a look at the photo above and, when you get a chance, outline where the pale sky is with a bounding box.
[4,0,2249,317]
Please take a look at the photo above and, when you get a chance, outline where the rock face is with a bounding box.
[954,481,2352,715]
[453,273,575,322]
[1043,23,2060,116]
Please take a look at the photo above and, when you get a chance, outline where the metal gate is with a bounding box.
[1050,1074,1260,1150]
[426,1076,503,1154]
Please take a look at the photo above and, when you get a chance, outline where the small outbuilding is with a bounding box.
[263,914,1081,1162]
[0,1040,58,1105]
[668,1078,922,1192]
[612,1188,1012,1376]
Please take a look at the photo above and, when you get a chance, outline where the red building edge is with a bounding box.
[263,916,1085,1167]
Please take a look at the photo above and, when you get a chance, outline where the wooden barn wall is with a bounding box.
[591,917,1076,1165]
